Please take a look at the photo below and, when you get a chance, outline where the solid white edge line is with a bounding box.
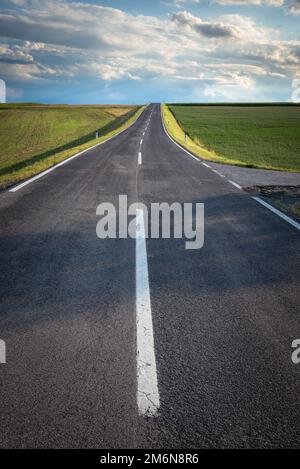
[9,105,149,193]
[228,180,242,190]
[136,208,160,417]
[160,106,247,192]
[160,107,199,163]
[138,152,142,165]
[253,196,300,231]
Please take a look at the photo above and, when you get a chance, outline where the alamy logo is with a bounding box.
[0,340,6,364]
[0,79,6,104]
[96,195,205,250]
[291,79,300,104]
[291,339,300,364]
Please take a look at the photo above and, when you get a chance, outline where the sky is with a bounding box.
[0,0,299,103]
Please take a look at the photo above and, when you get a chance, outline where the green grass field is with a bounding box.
[0,104,141,188]
[168,104,300,172]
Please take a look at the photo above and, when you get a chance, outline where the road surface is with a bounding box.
[0,104,299,448]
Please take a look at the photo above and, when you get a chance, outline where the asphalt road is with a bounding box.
[0,104,299,449]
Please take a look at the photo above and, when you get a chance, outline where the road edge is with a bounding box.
[9,105,148,193]
[161,104,300,233]
[161,103,300,173]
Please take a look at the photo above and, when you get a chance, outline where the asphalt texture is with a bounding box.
[207,162,300,188]
[0,104,299,449]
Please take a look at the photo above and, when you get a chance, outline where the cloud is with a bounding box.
[163,0,200,7]
[0,9,114,50]
[172,10,242,38]
[6,0,28,5]
[212,0,284,6]
[0,61,53,81]
[172,10,275,42]
[289,0,300,14]
[210,0,300,15]
[0,0,298,104]
[204,63,268,75]
[217,13,276,41]
[0,43,33,63]
[83,62,141,81]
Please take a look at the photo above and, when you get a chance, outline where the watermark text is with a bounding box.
[292,339,300,364]
[0,340,6,364]
[96,196,205,250]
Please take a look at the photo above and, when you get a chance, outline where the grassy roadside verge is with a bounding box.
[162,103,300,172]
[0,105,145,189]
[162,103,225,164]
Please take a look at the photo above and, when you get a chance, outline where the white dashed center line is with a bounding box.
[228,180,242,190]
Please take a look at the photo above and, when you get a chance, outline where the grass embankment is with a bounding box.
[0,104,144,188]
[163,103,300,172]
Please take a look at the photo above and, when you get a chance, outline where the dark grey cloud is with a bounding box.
[172,10,241,38]
[0,13,111,50]
[289,0,300,14]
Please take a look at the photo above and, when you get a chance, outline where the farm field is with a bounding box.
[168,104,300,172]
[0,104,140,188]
